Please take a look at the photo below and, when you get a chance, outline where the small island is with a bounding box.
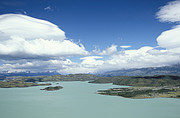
[40,86,63,91]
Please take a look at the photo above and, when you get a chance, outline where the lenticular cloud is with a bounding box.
[0,14,88,59]
[156,0,180,50]
[0,14,66,41]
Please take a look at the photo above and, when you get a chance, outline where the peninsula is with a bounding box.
[90,75,180,99]
[0,80,51,88]
[97,86,180,99]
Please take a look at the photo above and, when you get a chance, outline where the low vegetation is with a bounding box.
[98,87,180,99]
[16,74,98,82]
[0,74,97,88]
[91,75,180,99]
[0,80,51,88]
[90,75,180,87]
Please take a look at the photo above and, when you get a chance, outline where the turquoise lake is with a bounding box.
[0,81,180,118]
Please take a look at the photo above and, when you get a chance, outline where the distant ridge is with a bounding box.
[99,64,180,77]
[0,71,59,79]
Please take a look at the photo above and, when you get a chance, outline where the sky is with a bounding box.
[0,0,180,74]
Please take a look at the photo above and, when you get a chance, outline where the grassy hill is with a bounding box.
[90,75,180,87]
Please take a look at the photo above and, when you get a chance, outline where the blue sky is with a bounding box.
[0,0,173,50]
[0,0,180,73]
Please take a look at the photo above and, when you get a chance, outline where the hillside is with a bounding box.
[0,74,97,88]
[99,64,180,77]
[90,75,180,87]
[91,75,180,99]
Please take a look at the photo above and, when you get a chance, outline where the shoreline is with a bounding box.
[97,86,180,99]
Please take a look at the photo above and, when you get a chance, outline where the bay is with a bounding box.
[0,81,180,118]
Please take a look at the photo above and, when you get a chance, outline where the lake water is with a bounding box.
[0,81,180,118]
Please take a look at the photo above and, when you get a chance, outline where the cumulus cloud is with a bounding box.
[58,65,96,74]
[0,14,89,59]
[93,45,117,55]
[0,55,104,74]
[156,0,180,23]
[57,56,104,74]
[80,56,104,67]
[91,45,179,73]
[0,58,73,73]
[0,36,88,59]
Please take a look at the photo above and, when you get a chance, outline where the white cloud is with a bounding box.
[93,45,117,55]
[2,44,179,74]
[96,47,179,72]
[80,56,104,67]
[58,56,104,74]
[57,66,96,74]
[0,36,88,59]
[1,0,180,74]
[0,14,90,73]
[80,56,103,60]
[44,6,51,10]
[156,0,180,23]
[156,25,180,49]
[120,45,131,49]
[156,0,180,54]
[0,14,65,41]
[0,56,104,74]
[0,58,73,73]
[0,14,89,59]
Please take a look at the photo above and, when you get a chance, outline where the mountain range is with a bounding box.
[99,64,180,77]
[1,64,180,80]
[0,71,59,79]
